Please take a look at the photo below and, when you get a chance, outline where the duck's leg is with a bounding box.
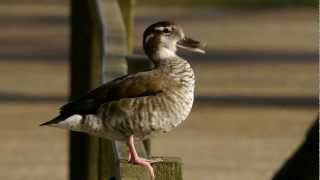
[127,135,155,179]
[128,148,132,162]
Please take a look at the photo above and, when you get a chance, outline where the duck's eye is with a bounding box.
[163,28,170,33]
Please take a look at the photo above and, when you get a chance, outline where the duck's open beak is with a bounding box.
[177,37,206,54]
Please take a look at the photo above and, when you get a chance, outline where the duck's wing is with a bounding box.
[59,71,164,117]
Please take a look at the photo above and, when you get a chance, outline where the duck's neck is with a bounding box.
[152,48,194,87]
[155,47,177,59]
[151,47,184,68]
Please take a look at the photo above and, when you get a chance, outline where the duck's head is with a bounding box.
[143,21,205,64]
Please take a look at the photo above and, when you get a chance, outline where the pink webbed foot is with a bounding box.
[127,135,161,179]
[129,156,155,179]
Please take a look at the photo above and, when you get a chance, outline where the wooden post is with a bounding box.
[70,1,119,180]
[69,1,94,180]
[118,0,135,53]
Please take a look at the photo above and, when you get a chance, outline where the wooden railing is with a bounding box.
[69,0,182,179]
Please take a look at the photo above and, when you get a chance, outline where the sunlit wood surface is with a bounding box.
[0,3,316,180]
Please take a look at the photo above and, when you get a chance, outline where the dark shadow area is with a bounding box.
[0,92,66,103]
[0,92,316,108]
[272,117,318,180]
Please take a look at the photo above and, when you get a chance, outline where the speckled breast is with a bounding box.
[97,84,194,141]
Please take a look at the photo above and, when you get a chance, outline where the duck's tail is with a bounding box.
[40,114,70,126]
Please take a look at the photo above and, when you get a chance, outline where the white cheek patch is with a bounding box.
[144,33,154,44]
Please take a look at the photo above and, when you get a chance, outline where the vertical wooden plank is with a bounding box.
[70,0,129,179]
[97,0,128,81]
[95,1,128,179]
[69,1,93,180]
[95,1,152,179]
[118,0,135,53]
[86,2,105,180]
[69,1,112,180]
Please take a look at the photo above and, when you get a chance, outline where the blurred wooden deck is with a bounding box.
[0,4,317,180]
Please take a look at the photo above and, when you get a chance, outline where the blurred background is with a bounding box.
[0,0,317,180]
